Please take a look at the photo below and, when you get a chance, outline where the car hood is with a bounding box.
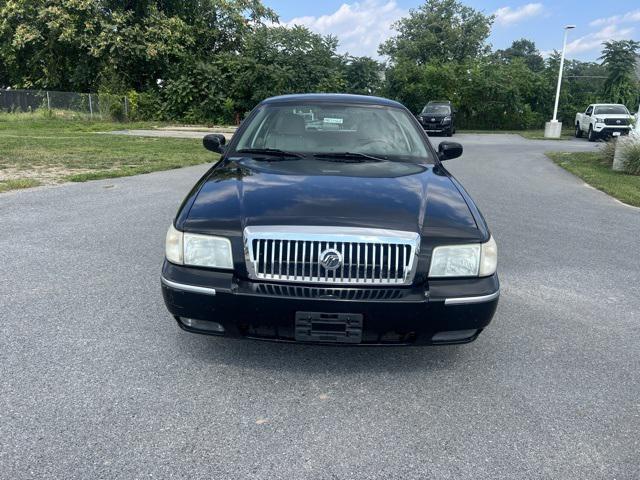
[180,157,481,241]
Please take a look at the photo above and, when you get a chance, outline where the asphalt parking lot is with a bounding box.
[1,134,638,479]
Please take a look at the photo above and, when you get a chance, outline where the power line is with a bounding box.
[564,75,607,79]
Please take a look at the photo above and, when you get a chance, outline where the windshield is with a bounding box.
[234,103,432,163]
[594,105,629,115]
[422,105,451,115]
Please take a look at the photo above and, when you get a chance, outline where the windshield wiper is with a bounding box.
[236,148,305,159]
[313,152,387,163]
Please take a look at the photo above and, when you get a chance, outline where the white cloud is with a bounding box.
[589,9,640,27]
[565,24,635,55]
[281,0,406,58]
[494,3,544,26]
[553,8,640,57]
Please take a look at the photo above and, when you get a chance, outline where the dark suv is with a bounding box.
[418,101,456,136]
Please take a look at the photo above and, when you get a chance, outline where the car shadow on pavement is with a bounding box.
[174,332,472,375]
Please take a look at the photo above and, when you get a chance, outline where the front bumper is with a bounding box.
[424,129,448,134]
[418,118,451,133]
[593,124,631,135]
[161,261,499,346]
[420,124,451,134]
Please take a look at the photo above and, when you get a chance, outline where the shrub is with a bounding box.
[620,139,640,175]
[126,90,161,121]
[516,104,545,130]
[109,101,126,122]
[160,60,237,124]
[599,139,617,166]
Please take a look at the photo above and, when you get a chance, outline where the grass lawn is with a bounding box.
[0,112,218,192]
[0,178,41,193]
[459,129,574,140]
[547,151,640,207]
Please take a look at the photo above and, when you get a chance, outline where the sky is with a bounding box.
[262,0,640,61]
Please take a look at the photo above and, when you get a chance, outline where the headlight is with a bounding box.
[429,244,480,277]
[443,116,451,123]
[183,233,233,269]
[165,224,233,269]
[594,117,604,123]
[429,236,497,278]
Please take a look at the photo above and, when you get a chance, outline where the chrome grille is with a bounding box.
[255,283,405,300]
[244,226,420,285]
[604,118,629,126]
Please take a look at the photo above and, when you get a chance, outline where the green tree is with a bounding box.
[231,26,346,114]
[562,60,607,120]
[147,0,277,58]
[0,0,277,92]
[160,56,239,123]
[160,25,347,123]
[379,0,493,64]
[457,57,546,129]
[93,6,192,92]
[495,39,544,72]
[93,0,277,92]
[343,56,384,95]
[0,0,103,90]
[600,40,640,108]
[379,0,494,121]
[383,60,458,113]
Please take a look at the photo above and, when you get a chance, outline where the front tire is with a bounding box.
[588,125,597,142]
[446,128,453,137]
[575,123,582,138]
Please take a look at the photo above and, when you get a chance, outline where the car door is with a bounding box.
[584,106,594,130]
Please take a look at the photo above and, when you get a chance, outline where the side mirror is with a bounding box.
[438,141,463,161]
[203,134,226,154]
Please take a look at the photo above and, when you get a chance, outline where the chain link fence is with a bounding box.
[0,89,129,120]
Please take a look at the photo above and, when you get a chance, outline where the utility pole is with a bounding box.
[544,25,576,138]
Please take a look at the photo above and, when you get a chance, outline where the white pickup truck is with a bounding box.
[575,104,634,141]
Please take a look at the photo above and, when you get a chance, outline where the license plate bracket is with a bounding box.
[295,312,363,343]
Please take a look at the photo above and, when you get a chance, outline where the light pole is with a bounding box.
[545,25,576,138]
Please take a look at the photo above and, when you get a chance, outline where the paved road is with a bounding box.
[1,134,638,479]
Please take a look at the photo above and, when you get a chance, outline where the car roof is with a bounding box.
[260,93,405,108]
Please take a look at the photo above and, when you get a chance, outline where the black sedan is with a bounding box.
[161,94,499,345]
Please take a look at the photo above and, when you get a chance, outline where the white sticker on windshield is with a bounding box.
[323,117,344,124]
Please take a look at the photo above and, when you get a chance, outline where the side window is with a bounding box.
[236,108,273,149]
[586,106,593,115]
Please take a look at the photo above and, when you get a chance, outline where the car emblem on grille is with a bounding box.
[431,117,436,122]
[616,120,621,124]
[319,248,343,271]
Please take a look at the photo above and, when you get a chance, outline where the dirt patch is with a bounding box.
[0,165,102,186]
[158,125,237,134]
[103,129,235,141]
